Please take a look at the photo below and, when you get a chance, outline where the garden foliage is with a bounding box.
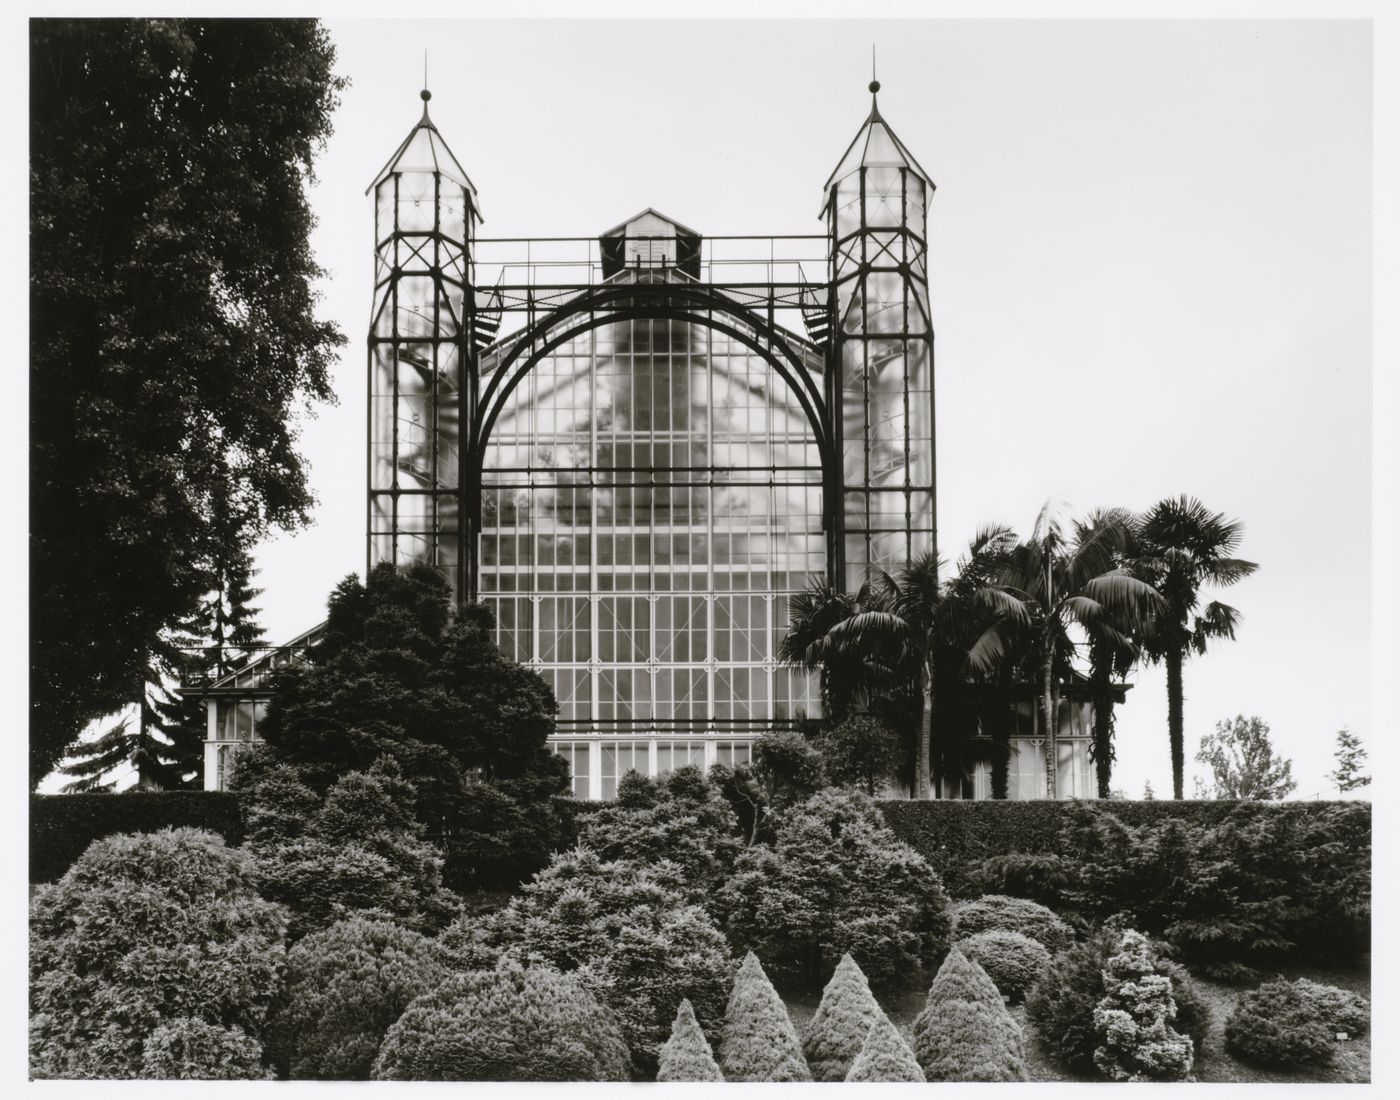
[846,1016,926,1083]
[656,999,724,1082]
[1224,978,1342,1067]
[815,714,903,796]
[1291,979,1370,1037]
[28,828,285,1079]
[272,916,447,1079]
[953,894,1073,954]
[372,960,630,1081]
[718,789,952,988]
[911,946,1027,1081]
[718,952,811,1082]
[1091,930,1194,1081]
[802,953,886,1081]
[954,929,1051,1002]
[139,1018,270,1080]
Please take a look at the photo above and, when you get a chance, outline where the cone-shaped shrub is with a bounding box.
[718,952,811,1082]
[657,999,723,1082]
[846,1016,926,1083]
[803,953,886,1081]
[912,946,1027,1082]
[955,929,1052,1002]
[371,960,629,1081]
[1092,930,1193,1081]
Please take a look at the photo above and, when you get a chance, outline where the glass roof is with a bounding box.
[822,94,933,198]
[366,98,478,201]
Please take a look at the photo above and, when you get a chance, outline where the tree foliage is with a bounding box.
[1329,727,1370,793]
[802,953,886,1081]
[139,1018,270,1081]
[911,947,1027,1082]
[953,894,1073,955]
[717,953,811,1082]
[1195,715,1296,800]
[846,1015,925,1082]
[656,999,724,1082]
[815,714,903,796]
[955,929,1052,1002]
[1091,930,1194,1081]
[29,19,345,787]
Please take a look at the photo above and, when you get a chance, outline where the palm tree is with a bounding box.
[967,504,1162,799]
[1132,496,1258,799]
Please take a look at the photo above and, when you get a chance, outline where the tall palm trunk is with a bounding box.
[917,666,932,800]
[1039,647,1056,800]
[991,667,1012,799]
[1090,648,1114,798]
[1167,647,1185,799]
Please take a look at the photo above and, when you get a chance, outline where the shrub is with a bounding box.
[912,946,1027,1082]
[955,930,1052,1002]
[815,714,902,796]
[966,852,1076,909]
[139,1019,270,1080]
[272,917,447,1079]
[719,789,953,988]
[1224,978,1338,1067]
[953,894,1073,954]
[1091,930,1194,1081]
[656,999,723,1082]
[802,953,886,1081]
[1292,979,1369,1037]
[846,1016,925,1083]
[718,952,811,1082]
[28,828,285,1079]
[371,961,630,1081]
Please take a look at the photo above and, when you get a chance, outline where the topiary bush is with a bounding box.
[139,1019,270,1080]
[911,946,1027,1082]
[271,916,447,1079]
[846,1016,925,1083]
[953,894,1073,954]
[718,789,952,989]
[1292,978,1370,1038]
[1224,978,1339,1067]
[802,953,886,1081]
[955,930,1052,1003]
[718,952,811,1082]
[1091,930,1194,1081]
[656,999,724,1082]
[371,960,630,1081]
[28,827,286,1079]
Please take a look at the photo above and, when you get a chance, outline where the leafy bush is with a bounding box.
[1224,978,1339,1067]
[802,953,886,1081]
[371,961,630,1081]
[718,952,811,1081]
[911,946,1027,1082]
[140,1019,270,1080]
[29,828,285,1079]
[1292,979,1369,1037]
[1091,930,1194,1081]
[29,791,244,883]
[954,895,1073,954]
[272,917,447,1079]
[846,1016,925,1083]
[718,789,952,988]
[966,852,1076,909]
[955,930,1051,1002]
[656,999,724,1082]
[815,715,902,795]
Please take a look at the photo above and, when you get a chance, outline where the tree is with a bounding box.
[816,714,903,796]
[1195,716,1296,800]
[717,953,811,1082]
[911,946,1027,1082]
[1133,496,1258,798]
[1329,728,1370,793]
[657,1000,724,1082]
[846,1015,925,1082]
[803,953,886,1081]
[29,19,345,787]
[968,505,1162,798]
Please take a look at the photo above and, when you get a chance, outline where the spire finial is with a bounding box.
[869,45,880,96]
[420,51,431,104]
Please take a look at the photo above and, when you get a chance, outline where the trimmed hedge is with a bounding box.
[30,792,245,884]
[874,799,1368,898]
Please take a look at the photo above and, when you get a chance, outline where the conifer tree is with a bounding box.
[1091,930,1193,1081]
[656,999,723,1082]
[1329,728,1370,793]
[846,1016,925,1083]
[912,946,1027,1082]
[718,952,811,1082]
[803,953,885,1081]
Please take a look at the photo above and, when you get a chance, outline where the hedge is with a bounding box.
[30,792,245,884]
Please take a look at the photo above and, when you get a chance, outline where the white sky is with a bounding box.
[247,18,1371,799]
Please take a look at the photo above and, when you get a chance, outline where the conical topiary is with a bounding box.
[803,953,886,1081]
[912,946,1027,1082]
[657,999,724,1082]
[718,952,811,1082]
[846,1016,925,1083]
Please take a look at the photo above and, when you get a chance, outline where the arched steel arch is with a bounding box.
[462,281,842,600]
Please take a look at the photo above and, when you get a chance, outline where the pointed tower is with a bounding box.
[823,79,935,590]
[366,88,479,599]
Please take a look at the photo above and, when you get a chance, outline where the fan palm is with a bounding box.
[966,504,1163,798]
[1132,496,1258,799]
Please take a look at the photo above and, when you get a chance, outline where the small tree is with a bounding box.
[911,947,1027,1082]
[1195,716,1296,800]
[718,953,811,1082]
[816,714,902,795]
[656,999,723,1082]
[1329,728,1370,793]
[1092,930,1193,1081]
[803,953,885,1081]
[846,1016,926,1083]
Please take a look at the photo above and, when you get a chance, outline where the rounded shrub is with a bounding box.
[802,953,885,1081]
[28,827,286,1079]
[371,961,630,1081]
[1292,979,1369,1037]
[846,1016,925,1083]
[1091,930,1193,1081]
[953,894,1073,954]
[139,1018,270,1080]
[718,952,811,1082]
[912,946,1027,1082]
[955,930,1052,1002]
[1225,979,1346,1067]
[273,916,447,1079]
[656,999,723,1082]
